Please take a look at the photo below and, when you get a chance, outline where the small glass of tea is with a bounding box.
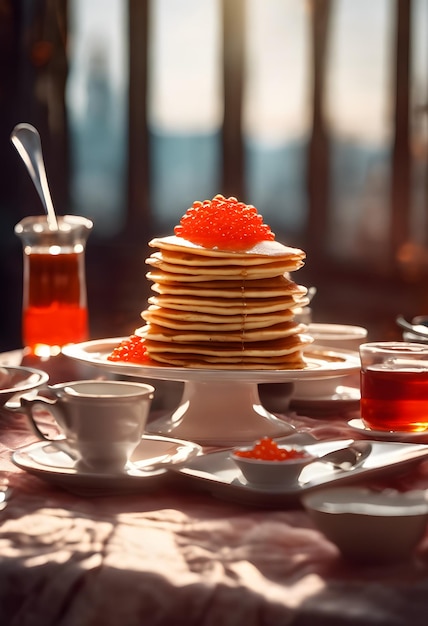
[360,341,428,432]
[15,215,93,357]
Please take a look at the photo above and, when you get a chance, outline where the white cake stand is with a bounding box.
[63,339,360,446]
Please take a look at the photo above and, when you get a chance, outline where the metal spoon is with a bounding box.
[10,123,58,230]
[396,315,428,339]
[315,441,372,471]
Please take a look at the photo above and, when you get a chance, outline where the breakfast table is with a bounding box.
[1,349,428,626]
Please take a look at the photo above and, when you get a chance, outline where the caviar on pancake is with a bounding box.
[174,194,275,251]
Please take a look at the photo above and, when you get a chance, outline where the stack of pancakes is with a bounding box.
[136,235,311,369]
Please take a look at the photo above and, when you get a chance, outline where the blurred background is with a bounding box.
[0,0,427,352]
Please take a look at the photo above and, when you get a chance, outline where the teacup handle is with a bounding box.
[19,394,64,442]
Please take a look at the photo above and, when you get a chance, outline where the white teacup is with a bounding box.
[19,380,155,472]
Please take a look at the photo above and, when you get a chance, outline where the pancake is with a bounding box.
[150,276,308,298]
[149,235,305,261]
[147,259,302,277]
[148,249,285,267]
[146,261,300,282]
[139,319,301,341]
[142,305,295,329]
[148,294,306,315]
[141,354,308,370]
[138,330,312,369]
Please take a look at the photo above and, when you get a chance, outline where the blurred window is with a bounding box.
[244,0,309,236]
[410,0,428,247]
[67,0,128,237]
[66,0,428,275]
[326,0,392,265]
[148,0,222,232]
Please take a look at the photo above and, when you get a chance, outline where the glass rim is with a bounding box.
[14,214,93,234]
[359,341,428,354]
[51,379,155,398]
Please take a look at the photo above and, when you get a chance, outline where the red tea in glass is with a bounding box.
[360,342,428,432]
[15,215,93,356]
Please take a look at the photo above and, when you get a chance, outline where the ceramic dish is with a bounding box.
[173,435,428,507]
[347,418,428,441]
[306,323,368,351]
[292,375,351,400]
[12,434,201,496]
[62,339,361,382]
[291,384,360,410]
[290,385,360,418]
[302,487,428,563]
[0,366,49,408]
[230,443,315,487]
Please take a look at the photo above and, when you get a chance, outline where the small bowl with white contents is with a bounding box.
[302,487,428,563]
[230,437,315,488]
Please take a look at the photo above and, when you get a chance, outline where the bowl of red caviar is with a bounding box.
[230,437,315,487]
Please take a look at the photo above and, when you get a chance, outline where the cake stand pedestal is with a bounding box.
[146,379,294,446]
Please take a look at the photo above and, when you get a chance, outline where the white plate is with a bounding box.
[62,339,360,446]
[348,418,428,441]
[62,339,360,383]
[12,434,202,496]
[173,436,428,507]
[292,385,360,405]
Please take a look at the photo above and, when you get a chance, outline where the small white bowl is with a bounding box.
[0,366,49,408]
[294,323,367,399]
[292,375,350,400]
[302,487,428,563]
[307,323,368,352]
[231,443,315,488]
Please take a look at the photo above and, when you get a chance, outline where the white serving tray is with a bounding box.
[173,434,428,507]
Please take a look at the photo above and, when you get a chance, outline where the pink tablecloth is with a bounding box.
[1,356,428,625]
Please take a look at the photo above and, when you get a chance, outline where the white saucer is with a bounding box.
[290,386,360,415]
[292,385,360,404]
[12,434,202,495]
[347,418,428,441]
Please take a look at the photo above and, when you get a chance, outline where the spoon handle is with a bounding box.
[396,315,428,338]
[11,123,58,230]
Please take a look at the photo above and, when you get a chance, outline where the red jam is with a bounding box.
[107,335,151,364]
[234,437,310,461]
[174,194,275,251]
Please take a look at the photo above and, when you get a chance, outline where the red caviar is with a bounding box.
[107,335,150,364]
[234,437,309,461]
[174,194,275,251]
